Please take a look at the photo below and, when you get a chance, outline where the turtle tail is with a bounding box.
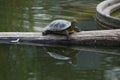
[42,30,49,36]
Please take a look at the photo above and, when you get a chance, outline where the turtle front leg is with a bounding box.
[74,26,80,32]
[65,30,70,40]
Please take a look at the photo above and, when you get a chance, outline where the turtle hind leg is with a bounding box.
[42,30,50,36]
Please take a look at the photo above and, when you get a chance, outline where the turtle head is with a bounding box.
[71,19,77,28]
[70,19,80,32]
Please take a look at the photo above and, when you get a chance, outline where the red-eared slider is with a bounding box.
[42,19,80,40]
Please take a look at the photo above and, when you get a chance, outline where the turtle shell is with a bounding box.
[45,20,71,31]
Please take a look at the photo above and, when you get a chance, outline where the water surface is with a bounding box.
[0,0,101,31]
[0,0,120,80]
[0,44,120,80]
[111,9,120,18]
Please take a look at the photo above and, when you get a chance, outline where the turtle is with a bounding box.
[42,19,80,40]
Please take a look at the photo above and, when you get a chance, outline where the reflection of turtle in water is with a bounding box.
[46,47,78,64]
[42,19,80,40]
[47,52,70,60]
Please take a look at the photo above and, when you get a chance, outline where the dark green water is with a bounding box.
[111,9,120,18]
[0,0,101,31]
[0,0,120,80]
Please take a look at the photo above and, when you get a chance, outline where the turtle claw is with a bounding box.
[42,31,47,36]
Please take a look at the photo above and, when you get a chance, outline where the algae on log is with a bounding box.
[0,29,120,47]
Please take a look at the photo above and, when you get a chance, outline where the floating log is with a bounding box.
[0,29,120,47]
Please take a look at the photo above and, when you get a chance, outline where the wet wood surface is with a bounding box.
[0,29,120,47]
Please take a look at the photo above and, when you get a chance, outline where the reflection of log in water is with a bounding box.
[0,29,120,47]
[72,47,120,55]
[105,67,120,80]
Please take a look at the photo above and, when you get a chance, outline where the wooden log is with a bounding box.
[0,29,120,47]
